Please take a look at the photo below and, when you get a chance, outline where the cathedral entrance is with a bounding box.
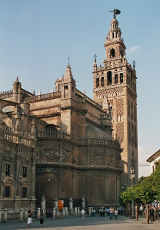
[36,164,58,211]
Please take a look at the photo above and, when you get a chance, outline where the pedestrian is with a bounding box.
[109,207,114,220]
[40,209,44,225]
[139,205,143,217]
[27,210,32,227]
[114,209,118,220]
[149,207,154,223]
[81,209,85,219]
[135,205,139,221]
[93,208,96,216]
[106,207,110,216]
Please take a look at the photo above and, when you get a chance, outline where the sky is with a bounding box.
[0,0,159,177]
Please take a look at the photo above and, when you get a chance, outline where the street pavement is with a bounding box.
[1,215,160,230]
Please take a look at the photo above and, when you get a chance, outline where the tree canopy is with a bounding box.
[120,164,160,205]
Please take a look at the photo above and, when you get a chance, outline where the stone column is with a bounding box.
[65,207,68,216]
[37,208,41,219]
[75,207,77,216]
[4,209,7,223]
[62,208,65,216]
[54,200,58,209]
[77,207,80,216]
[82,197,85,209]
[88,207,92,216]
[24,209,28,220]
[53,208,56,219]
[20,209,24,221]
[41,195,46,215]
[69,198,73,215]
[31,162,36,210]
[0,209,2,223]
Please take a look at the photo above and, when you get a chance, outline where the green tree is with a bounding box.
[120,167,160,205]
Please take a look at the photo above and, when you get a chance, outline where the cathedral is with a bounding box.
[0,12,138,210]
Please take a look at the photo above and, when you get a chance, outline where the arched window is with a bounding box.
[114,74,118,84]
[46,125,57,137]
[107,71,112,85]
[101,77,104,87]
[64,85,68,98]
[120,73,123,83]
[96,78,99,88]
[110,48,115,58]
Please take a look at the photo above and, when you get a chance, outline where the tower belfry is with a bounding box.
[93,11,138,185]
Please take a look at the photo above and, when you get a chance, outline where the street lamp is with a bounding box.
[129,167,135,218]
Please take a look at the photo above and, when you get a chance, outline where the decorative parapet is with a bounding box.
[0,90,13,99]
[37,130,120,149]
[103,57,127,69]
[0,128,35,147]
[38,130,71,140]
[75,137,120,147]
[24,91,61,103]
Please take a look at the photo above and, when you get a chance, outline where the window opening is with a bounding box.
[107,71,112,85]
[120,73,123,83]
[22,167,27,177]
[101,77,104,87]
[110,48,115,58]
[96,78,99,88]
[22,187,27,198]
[4,186,10,197]
[5,164,10,176]
[115,74,118,84]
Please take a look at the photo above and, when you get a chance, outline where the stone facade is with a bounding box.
[0,14,137,210]
[0,70,121,209]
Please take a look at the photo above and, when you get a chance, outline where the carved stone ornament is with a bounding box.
[46,147,71,162]
[96,87,123,98]
[46,151,60,161]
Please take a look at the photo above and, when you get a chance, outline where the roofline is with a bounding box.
[146,149,160,162]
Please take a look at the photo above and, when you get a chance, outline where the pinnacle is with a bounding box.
[64,64,73,81]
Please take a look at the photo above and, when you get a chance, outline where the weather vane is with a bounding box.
[109,9,121,19]
[67,56,70,66]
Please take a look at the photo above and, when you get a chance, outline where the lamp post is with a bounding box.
[129,167,135,218]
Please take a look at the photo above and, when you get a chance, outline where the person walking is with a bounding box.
[81,209,85,219]
[150,207,155,223]
[40,209,44,225]
[27,210,32,227]
[114,209,118,220]
[109,207,114,220]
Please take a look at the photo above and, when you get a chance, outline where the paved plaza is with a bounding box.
[1,216,160,230]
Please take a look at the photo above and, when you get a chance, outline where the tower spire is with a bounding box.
[106,15,122,42]
[67,56,70,67]
[104,11,126,60]
[94,54,97,64]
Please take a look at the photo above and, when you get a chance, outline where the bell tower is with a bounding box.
[93,10,138,185]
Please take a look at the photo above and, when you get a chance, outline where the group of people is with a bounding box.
[143,205,160,223]
[26,206,120,226]
[91,207,119,219]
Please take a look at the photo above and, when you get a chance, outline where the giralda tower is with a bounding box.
[93,11,138,185]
